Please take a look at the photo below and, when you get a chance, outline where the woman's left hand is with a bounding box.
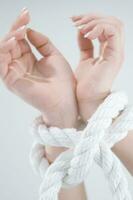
[71,13,125,121]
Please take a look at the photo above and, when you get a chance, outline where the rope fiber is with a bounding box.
[30,91,133,200]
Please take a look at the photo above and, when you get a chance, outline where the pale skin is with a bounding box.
[0,9,132,199]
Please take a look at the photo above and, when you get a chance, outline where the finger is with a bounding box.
[10,41,21,60]
[0,37,17,53]
[85,24,121,60]
[10,8,30,32]
[73,13,104,27]
[0,60,9,80]
[4,25,27,41]
[5,62,36,95]
[18,39,32,55]
[4,60,26,89]
[27,28,60,57]
[81,17,124,57]
[103,17,125,49]
[0,30,28,81]
[6,31,32,58]
[0,38,16,79]
[77,31,94,61]
[77,16,123,39]
[3,27,27,59]
[71,15,84,22]
[80,19,115,35]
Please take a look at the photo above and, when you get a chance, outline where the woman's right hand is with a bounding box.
[0,9,78,128]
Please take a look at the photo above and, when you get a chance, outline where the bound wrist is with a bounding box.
[78,91,110,122]
[42,111,79,164]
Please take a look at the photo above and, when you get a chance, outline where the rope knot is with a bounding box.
[30,91,133,200]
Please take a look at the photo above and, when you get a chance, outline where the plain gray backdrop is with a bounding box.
[0,0,133,199]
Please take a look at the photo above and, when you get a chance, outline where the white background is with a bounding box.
[0,0,133,199]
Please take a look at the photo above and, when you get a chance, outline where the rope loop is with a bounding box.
[30,91,133,200]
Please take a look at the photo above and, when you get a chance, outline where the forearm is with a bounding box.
[80,100,133,176]
[59,183,87,200]
[45,148,87,200]
[112,131,133,175]
[45,150,87,200]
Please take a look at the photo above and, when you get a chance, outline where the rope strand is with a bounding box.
[30,91,133,200]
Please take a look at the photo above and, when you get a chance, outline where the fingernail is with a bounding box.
[84,32,90,38]
[21,7,28,12]
[21,10,29,16]
[73,22,80,27]
[9,37,16,41]
[77,25,84,30]
[8,37,16,43]
[20,8,29,16]
[77,26,82,30]
[17,25,26,32]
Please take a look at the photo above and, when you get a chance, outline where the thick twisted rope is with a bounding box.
[30,91,133,200]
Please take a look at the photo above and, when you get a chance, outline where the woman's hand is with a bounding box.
[0,9,78,128]
[72,14,133,177]
[71,13,124,121]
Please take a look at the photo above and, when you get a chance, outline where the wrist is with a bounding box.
[45,119,83,164]
[42,108,78,129]
[78,91,110,122]
[42,107,79,163]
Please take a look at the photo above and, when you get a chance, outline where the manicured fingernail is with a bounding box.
[20,8,29,16]
[21,7,28,12]
[7,37,16,44]
[73,22,81,27]
[84,32,90,38]
[21,10,29,16]
[10,37,16,41]
[77,25,84,30]
[17,25,26,31]
[77,26,82,30]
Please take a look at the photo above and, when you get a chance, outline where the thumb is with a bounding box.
[27,28,59,57]
[78,30,94,61]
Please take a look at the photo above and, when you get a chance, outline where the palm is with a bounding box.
[22,51,74,112]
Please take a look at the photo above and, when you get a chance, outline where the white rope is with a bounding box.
[30,91,133,200]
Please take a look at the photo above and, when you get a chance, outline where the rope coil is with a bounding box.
[30,91,133,200]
